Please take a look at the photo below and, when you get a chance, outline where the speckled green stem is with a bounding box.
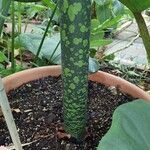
[59,0,91,139]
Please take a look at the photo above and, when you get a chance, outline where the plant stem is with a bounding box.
[24,17,29,33]
[60,1,91,139]
[17,2,22,33]
[134,12,150,63]
[11,0,15,72]
[17,2,23,66]
[34,1,58,62]
[49,40,60,64]
[19,48,23,66]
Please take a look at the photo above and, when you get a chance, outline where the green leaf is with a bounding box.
[95,0,124,25]
[96,15,122,31]
[91,19,100,30]
[113,0,124,15]
[98,99,150,150]
[42,0,56,10]
[94,0,111,6]
[90,39,112,47]
[15,33,61,64]
[0,65,24,77]
[103,53,115,61]
[27,4,47,18]
[0,51,8,62]
[119,0,150,12]
[91,31,104,42]
[0,13,8,20]
[127,71,140,77]
[96,3,112,24]
[15,33,100,71]
[0,63,5,69]
[89,48,97,58]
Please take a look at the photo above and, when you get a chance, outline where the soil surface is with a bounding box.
[0,76,134,149]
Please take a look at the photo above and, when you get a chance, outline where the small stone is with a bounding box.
[108,86,117,95]
[26,84,31,87]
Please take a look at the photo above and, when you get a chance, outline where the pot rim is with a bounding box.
[2,65,150,101]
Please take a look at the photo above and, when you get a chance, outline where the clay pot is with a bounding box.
[0,146,8,150]
[1,65,150,149]
[2,65,150,101]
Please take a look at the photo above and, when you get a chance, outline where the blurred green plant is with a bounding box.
[94,0,125,24]
[0,0,11,35]
[34,0,58,62]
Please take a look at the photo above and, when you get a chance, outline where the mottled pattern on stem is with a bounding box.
[59,0,91,138]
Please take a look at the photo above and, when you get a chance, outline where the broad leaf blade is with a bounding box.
[96,3,111,24]
[98,100,150,150]
[0,51,8,62]
[119,0,150,12]
[15,33,61,64]
[15,33,100,72]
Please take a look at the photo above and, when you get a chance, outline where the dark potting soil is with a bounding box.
[0,76,134,150]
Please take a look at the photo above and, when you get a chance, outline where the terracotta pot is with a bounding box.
[2,65,150,101]
[0,146,8,150]
[1,65,150,149]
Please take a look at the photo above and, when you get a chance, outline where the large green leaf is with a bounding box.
[90,39,112,47]
[15,33,61,64]
[0,51,8,63]
[27,4,47,19]
[95,0,124,24]
[15,33,100,72]
[98,99,150,150]
[0,65,24,77]
[42,0,56,10]
[119,0,150,12]
[96,3,111,24]
[113,0,124,15]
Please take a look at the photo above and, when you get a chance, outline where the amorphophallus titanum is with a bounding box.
[59,0,91,139]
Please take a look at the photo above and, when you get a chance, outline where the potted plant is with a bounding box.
[1,0,150,149]
[1,65,150,149]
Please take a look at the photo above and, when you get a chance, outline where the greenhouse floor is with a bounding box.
[105,15,150,66]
